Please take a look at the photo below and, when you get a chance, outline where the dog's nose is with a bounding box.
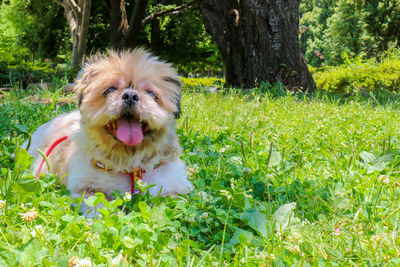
[122,91,139,106]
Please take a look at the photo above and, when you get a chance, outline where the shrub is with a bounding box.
[181,77,224,92]
[313,56,400,94]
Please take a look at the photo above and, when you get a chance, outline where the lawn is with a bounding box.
[1,83,400,266]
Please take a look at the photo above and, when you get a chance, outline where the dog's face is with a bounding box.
[74,49,181,153]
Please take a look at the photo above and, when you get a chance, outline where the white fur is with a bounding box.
[24,49,194,218]
[24,111,194,218]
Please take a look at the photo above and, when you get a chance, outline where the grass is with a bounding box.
[1,83,400,266]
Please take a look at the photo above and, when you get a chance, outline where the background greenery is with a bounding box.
[1,0,400,265]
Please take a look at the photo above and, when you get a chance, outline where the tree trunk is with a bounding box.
[150,18,161,53]
[109,0,129,49]
[198,0,316,91]
[125,0,149,47]
[61,0,91,70]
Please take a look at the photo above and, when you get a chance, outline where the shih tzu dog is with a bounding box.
[23,49,194,217]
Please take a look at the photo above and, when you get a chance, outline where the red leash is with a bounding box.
[35,136,69,179]
[34,135,146,194]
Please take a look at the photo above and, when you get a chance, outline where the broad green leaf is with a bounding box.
[84,196,97,207]
[138,201,150,220]
[110,198,123,208]
[149,204,169,227]
[359,151,376,164]
[94,192,110,208]
[237,208,268,239]
[61,214,74,222]
[229,227,254,246]
[20,240,48,267]
[13,148,33,172]
[91,222,106,234]
[269,150,282,167]
[273,202,300,232]
[122,236,136,249]
[18,178,41,192]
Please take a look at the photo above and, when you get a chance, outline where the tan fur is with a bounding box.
[24,49,193,218]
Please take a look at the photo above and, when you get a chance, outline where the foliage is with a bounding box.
[1,81,400,265]
[322,0,364,65]
[0,1,72,86]
[312,50,400,93]
[362,0,400,58]
[181,77,224,92]
[0,0,223,78]
[0,0,70,60]
[300,0,337,66]
[300,0,400,66]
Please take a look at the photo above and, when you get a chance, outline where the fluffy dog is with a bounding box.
[24,49,194,217]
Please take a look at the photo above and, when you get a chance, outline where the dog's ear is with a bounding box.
[77,91,83,106]
[174,93,181,119]
[79,65,97,85]
[164,77,182,119]
[74,66,97,107]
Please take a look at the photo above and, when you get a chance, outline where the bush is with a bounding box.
[312,55,400,94]
[181,77,224,92]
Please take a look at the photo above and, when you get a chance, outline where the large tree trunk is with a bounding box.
[198,0,316,91]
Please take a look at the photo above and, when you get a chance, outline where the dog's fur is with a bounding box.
[24,49,193,217]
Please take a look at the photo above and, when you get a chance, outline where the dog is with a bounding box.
[23,49,194,217]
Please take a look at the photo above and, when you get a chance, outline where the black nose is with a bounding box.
[122,91,139,106]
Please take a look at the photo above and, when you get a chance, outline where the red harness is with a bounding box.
[35,135,144,194]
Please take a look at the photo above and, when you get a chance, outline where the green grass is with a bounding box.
[1,84,400,266]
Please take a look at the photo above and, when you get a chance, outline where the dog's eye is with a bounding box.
[146,90,157,99]
[104,87,117,96]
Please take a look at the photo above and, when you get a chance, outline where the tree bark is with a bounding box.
[108,0,129,49]
[54,0,91,70]
[198,0,316,91]
[125,0,150,47]
[150,18,161,53]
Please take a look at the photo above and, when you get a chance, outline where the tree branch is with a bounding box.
[52,0,66,8]
[65,0,81,19]
[141,0,197,26]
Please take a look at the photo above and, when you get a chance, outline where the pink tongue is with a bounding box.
[115,118,143,146]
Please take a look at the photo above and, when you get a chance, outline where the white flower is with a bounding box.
[112,253,126,266]
[0,200,6,209]
[220,190,232,200]
[198,191,213,202]
[123,192,132,202]
[20,208,38,222]
[199,212,209,220]
[184,216,195,223]
[68,256,80,266]
[32,224,45,236]
[85,232,99,242]
[379,175,390,184]
[242,167,251,174]
[77,258,92,267]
